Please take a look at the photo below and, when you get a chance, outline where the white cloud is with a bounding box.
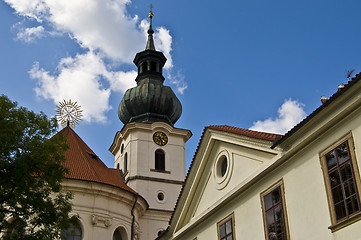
[140,19,173,69]
[250,99,307,134]
[5,0,187,121]
[29,51,136,123]
[16,25,45,42]
[167,70,187,94]
[5,0,145,62]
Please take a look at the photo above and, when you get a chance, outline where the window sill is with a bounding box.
[150,169,171,174]
[329,212,361,232]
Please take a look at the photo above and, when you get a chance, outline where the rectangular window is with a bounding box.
[261,180,289,240]
[217,213,235,240]
[320,133,361,231]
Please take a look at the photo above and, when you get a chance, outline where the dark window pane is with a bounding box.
[272,187,281,205]
[155,149,165,171]
[343,180,356,197]
[340,163,353,182]
[331,185,344,203]
[225,219,232,234]
[336,142,349,164]
[326,151,337,170]
[346,195,360,215]
[150,61,156,71]
[335,201,347,220]
[113,229,122,240]
[329,170,341,188]
[269,231,277,240]
[264,193,273,210]
[220,224,225,237]
[124,153,128,172]
[266,209,275,236]
[221,158,228,177]
[274,205,284,239]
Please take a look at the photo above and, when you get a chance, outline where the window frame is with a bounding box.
[319,132,361,232]
[260,179,290,240]
[217,212,236,240]
[124,152,128,175]
[155,149,166,171]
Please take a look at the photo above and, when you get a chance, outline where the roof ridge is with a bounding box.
[61,127,103,180]
[206,125,282,141]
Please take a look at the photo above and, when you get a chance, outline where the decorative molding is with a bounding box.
[150,169,171,174]
[126,175,184,185]
[91,214,112,228]
[134,224,141,240]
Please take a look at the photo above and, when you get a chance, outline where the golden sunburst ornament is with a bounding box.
[56,99,83,128]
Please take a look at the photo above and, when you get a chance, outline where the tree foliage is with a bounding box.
[0,95,73,239]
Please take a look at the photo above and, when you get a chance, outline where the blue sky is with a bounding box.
[1,0,361,169]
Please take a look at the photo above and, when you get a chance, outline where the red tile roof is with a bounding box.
[207,125,282,141]
[57,127,136,194]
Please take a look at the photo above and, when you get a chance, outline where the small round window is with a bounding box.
[217,156,228,177]
[213,150,233,189]
[157,192,164,201]
[156,190,166,203]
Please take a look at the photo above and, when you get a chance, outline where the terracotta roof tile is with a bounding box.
[207,125,282,141]
[56,127,136,194]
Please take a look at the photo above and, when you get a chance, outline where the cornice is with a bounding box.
[109,122,192,155]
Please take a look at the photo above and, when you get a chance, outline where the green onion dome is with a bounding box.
[118,13,182,126]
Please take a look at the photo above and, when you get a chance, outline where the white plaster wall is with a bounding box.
[139,210,172,240]
[128,179,182,211]
[193,140,276,217]
[123,127,186,181]
[172,107,361,240]
[63,180,145,240]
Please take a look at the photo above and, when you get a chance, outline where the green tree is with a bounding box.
[0,95,73,239]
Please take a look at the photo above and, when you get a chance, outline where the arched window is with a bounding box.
[121,144,124,154]
[113,228,122,240]
[155,149,165,171]
[150,61,157,72]
[61,218,82,240]
[141,62,148,72]
[116,163,120,169]
[113,227,127,240]
[124,153,128,173]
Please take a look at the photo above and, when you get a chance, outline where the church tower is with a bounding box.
[109,10,191,236]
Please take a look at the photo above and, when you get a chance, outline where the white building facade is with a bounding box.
[163,74,361,240]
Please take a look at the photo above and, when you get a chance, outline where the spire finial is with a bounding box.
[146,4,155,50]
[149,3,154,19]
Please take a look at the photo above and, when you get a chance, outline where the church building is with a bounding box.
[57,11,361,240]
[58,11,191,240]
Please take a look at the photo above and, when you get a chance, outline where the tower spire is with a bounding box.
[146,4,155,50]
[118,8,182,126]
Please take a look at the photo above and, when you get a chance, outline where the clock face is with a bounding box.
[153,131,168,146]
